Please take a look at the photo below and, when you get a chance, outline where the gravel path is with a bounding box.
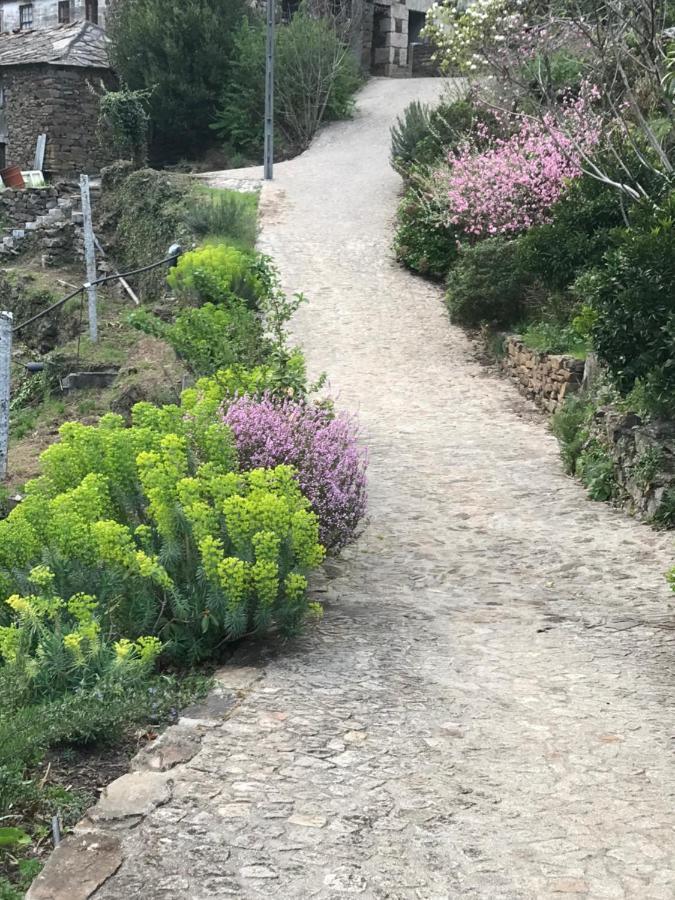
[35,78,675,900]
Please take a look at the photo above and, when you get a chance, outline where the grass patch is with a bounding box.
[521,321,590,358]
[185,186,259,251]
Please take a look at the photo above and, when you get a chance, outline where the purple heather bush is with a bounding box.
[223,395,368,552]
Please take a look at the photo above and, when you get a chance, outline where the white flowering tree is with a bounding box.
[425,0,674,200]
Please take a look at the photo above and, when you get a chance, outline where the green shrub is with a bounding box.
[213,12,361,158]
[390,100,432,175]
[520,51,585,102]
[98,87,151,166]
[0,398,325,665]
[167,244,262,308]
[107,0,251,161]
[446,237,531,327]
[576,440,617,502]
[184,188,258,249]
[394,185,459,280]
[0,567,162,705]
[521,314,593,358]
[126,308,167,339]
[391,94,501,176]
[551,396,593,474]
[583,214,675,398]
[516,175,625,293]
[654,488,675,528]
[167,301,266,375]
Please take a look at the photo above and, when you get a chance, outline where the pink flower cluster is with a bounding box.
[442,100,600,237]
[223,395,368,552]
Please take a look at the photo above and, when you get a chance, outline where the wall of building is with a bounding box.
[0,0,107,32]
[2,64,116,175]
[369,0,435,77]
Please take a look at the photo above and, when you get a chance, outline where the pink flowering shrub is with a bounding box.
[223,396,368,552]
[441,98,601,238]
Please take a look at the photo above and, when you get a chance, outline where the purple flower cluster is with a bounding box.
[223,396,368,552]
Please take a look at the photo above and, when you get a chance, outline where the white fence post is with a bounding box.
[79,174,98,343]
[0,311,12,480]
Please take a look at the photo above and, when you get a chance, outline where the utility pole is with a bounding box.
[264,0,275,180]
[79,174,98,343]
[0,311,12,480]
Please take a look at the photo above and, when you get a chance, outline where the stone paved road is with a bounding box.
[59,78,675,899]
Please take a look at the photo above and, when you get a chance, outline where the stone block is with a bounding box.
[26,831,122,900]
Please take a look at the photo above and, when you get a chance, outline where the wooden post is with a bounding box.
[264,0,275,181]
[79,174,98,343]
[0,311,12,480]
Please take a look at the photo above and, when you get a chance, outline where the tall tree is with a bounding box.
[107,0,251,161]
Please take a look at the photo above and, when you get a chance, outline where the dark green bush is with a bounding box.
[213,13,361,159]
[516,175,625,293]
[391,95,501,175]
[583,216,675,397]
[551,396,593,474]
[520,51,585,103]
[394,185,459,280]
[390,100,432,175]
[576,441,617,501]
[107,0,251,161]
[445,238,532,327]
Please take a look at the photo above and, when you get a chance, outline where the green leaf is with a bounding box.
[0,827,31,849]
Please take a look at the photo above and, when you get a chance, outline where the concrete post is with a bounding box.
[0,311,12,480]
[80,174,98,343]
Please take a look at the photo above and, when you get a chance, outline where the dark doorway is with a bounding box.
[408,10,426,44]
[85,0,98,24]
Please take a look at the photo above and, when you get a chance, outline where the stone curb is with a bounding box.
[27,664,263,900]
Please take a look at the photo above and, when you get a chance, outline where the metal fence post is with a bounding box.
[0,311,12,480]
[264,0,275,180]
[79,174,98,343]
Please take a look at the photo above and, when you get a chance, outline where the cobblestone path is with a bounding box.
[34,78,675,900]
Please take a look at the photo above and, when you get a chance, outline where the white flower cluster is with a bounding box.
[426,0,534,70]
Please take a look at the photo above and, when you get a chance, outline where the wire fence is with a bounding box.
[0,246,183,479]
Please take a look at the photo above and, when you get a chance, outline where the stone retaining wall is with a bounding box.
[0,186,61,231]
[498,335,586,413]
[592,408,675,523]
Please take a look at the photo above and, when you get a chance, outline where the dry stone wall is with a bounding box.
[498,335,585,413]
[591,408,675,523]
[0,185,61,230]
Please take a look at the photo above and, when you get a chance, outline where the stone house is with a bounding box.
[277,0,438,77]
[0,21,116,176]
[366,0,436,76]
[0,0,106,32]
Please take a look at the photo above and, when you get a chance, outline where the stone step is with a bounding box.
[60,370,120,392]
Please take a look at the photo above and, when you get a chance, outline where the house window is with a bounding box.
[85,0,98,24]
[19,4,33,29]
[58,1,71,24]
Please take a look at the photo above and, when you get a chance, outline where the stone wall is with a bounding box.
[2,64,117,176]
[498,335,586,413]
[492,334,674,524]
[0,184,61,229]
[592,408,675,523]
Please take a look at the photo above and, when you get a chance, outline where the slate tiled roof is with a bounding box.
[0,21,110,68]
